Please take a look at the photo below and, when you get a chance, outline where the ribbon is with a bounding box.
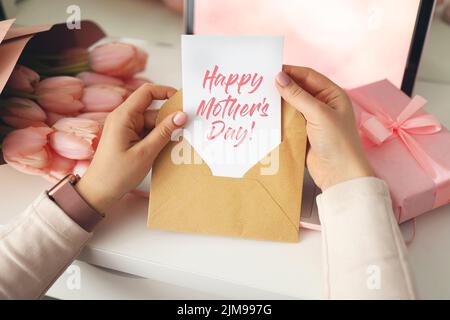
[357,95,450,209]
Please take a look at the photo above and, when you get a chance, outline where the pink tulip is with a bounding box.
[90,42,148,78]
[46,112,67,127]
[77,71,124,87]
[46,111,80,127]
[73,160,91,177]
[81,85,128,112]
[36,76,85,114]
[50,118,100,160]
[48,151,76,180]
[2,127,53,176]
[50,132,95,160]
[77,112,109,125]
[6,65,40,93]
[0,98,47,129]
[1,117,48,129]
[124,77,153,91]
[0,98,46,120]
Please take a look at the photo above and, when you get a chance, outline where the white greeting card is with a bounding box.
[181,35,283,178]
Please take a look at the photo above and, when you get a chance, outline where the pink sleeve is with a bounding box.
[0,193,91,299]
[316,177,417,299]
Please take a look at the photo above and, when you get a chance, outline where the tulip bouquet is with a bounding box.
[0,41,151,183]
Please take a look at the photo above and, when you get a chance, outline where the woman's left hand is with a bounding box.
[75,84,187,213]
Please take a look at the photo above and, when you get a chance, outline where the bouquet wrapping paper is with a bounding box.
[0,19,152,195]
[348,80,450,223]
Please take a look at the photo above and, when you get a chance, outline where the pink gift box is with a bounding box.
[348,80,450,223]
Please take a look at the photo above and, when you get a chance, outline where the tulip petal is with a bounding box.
[90,42,147,78]
[52,117,100,142]
[49,131,94,160]
[6,65,40,93]
[2,127,53,158]
[77,71,124,87]
[38,93,85,114]
[48,151,76,179]
[1,116,48,129]
[36,76,85,114]
[3,98,47,121]
[73,160,91,177]
[77,112,109,125]
[81,86,125,112]
[124,77,153,91]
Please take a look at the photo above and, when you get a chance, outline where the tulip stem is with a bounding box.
[34,61,90,72]
[0,99,32,109]
[2,90,39,100]
[28,62,90,76]
[40,66,90,76]
[0,124,13,133]
[30,53,88,61]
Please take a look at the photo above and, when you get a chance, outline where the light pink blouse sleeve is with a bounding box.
[0,193,91,299]
[316,177,417,299]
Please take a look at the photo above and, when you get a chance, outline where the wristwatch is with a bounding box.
[47,174,104,232]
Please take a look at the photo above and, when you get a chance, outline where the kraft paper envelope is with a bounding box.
[148,91,307,242]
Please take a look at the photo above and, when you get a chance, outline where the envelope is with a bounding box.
[148,91,307,242]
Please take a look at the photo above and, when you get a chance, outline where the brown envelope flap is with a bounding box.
[149,162,300,242]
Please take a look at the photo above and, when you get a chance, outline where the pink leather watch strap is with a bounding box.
[47,175,104,232]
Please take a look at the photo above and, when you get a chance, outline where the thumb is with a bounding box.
[275,71,324,121]
[133,111,188,160]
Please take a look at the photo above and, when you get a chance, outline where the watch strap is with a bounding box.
[48,175,104,232]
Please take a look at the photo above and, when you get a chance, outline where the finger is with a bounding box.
[282,66,348,109]
[132,111,188,160]
[283,66,338,95]
[118,83,177,114]
[144,109,158,129]
[275,71,325,121]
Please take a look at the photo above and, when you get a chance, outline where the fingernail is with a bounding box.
[276,72,291,87]
[173,112,188,126]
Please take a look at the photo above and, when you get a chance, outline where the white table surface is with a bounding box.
[2,0,449,300]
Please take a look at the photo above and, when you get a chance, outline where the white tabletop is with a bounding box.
[3,0,450,300]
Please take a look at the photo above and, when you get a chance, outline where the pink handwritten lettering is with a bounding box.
[202,65,263,95]
[199,65,271,148]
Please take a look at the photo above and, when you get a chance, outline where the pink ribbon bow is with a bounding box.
[358,95,450,208]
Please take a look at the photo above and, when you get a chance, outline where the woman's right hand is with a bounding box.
[275,66,373,191]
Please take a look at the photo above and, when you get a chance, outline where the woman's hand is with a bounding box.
[275,66,373,191]
[75,84,187,213]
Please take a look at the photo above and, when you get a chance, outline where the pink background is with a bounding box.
[194,0,421,89]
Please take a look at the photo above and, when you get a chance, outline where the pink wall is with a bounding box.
[194,0,421,89]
